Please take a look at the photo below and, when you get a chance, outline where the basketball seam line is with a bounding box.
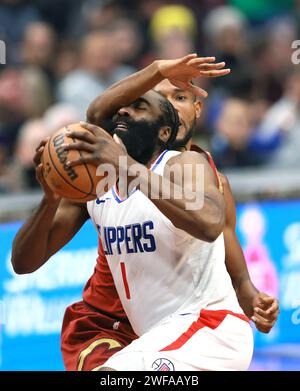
[69,125,96,197]
[47,129,94,198]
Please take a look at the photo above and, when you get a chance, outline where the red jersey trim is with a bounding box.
[120,262,131,300]
[190,144,223,194]
[160,309,249,352]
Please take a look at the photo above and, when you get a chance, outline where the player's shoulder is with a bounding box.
[166,150,211,166]
[217,171,231,189]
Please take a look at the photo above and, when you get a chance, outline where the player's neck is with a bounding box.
[176,138,192,152]
[146,147,166,168]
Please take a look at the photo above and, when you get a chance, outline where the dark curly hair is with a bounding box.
[154,90,180,146]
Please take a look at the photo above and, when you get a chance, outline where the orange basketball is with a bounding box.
[42,123,100,202]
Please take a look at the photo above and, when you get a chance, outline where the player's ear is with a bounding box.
[194,100,202,119]
[158,126,171,144]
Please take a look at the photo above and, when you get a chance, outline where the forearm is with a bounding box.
[234,277,259,318]
[87,61,163,124]
[225,244,258,318]
[151,195,223,242]
[220,173,259,317]
[11,197,60,274]
[128,163,224,241]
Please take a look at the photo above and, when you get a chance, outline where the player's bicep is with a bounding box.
[202,162,224,212]
[46,199,89,258]
[165,151,224,211]
[178,152,224,212]
[219,173,236,229]
[166,152,225,239]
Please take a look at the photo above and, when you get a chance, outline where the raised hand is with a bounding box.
[157,54,230,98]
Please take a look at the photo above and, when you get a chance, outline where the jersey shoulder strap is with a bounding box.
[190,144,223,194]
[150,149,181,176]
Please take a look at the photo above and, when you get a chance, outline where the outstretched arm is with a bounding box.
[87,54,230,125]
[220,173,279,333]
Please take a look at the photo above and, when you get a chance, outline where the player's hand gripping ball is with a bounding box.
[42,123,100,202]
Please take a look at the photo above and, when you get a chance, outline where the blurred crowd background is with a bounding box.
[0,0,300,193]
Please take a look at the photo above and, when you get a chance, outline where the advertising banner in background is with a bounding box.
[236,200,300,348]
[0,199,300,370]
[0,221,97,370]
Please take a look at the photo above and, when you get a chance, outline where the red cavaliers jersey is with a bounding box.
[83,239,127,319]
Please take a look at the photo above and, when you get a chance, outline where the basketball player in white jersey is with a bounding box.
[61,91,253,370]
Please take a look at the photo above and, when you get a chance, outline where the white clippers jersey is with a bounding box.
[87,150,243,336]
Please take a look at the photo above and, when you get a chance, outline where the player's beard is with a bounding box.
[108,116,166,165]
[169,119,196,150]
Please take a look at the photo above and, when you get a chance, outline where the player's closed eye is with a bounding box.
[132,102,147,110]
[175,95,187,102]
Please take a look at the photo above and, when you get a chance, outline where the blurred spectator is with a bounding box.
[0,68,24,178]
[35,0,82,36]
[0,66,51,157]
[22,67,52,118]
[204,5,247,49]
[108,19,142,66]
[0,141,18,193]
[249,100,270,129]
[137,0,165,22]
[150,4,197,44]
[21,22,57,89]
[67,0,127,40]
[251,17,296,103]
[211,66,300,169]
[145,4,197,63]
[15,103,80,189]
[57,31,135,118]
[0,68,26,122]
[0,0,40,64]
[21,22,56,68]
[211,98,256,168]
[54,41,79,81]
[257,70,300,168]
[81,0,126,29]
[203,5,254,98]
[134,0,168,60]
[42,103,81,136]
[15,119,47,189]
[0,66,51,120]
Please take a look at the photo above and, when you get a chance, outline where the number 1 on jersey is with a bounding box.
[120,261,131,299]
